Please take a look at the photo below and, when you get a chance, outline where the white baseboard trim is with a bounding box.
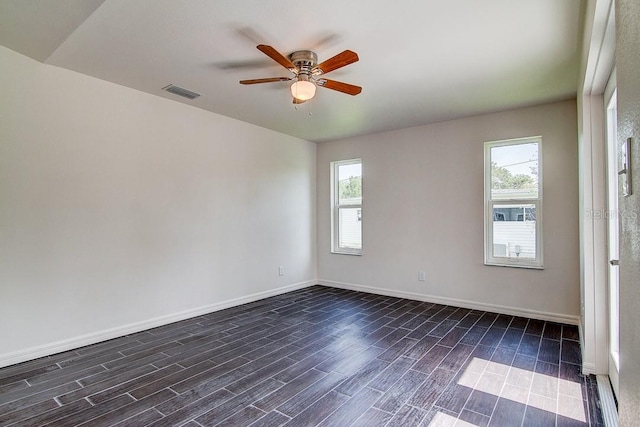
[0,280,315,369]
[596,374,618,427]
[318,280,581,325]
[577,322,593,374]
[582,362,598,375]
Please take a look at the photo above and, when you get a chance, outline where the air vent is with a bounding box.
[162,84,201,100]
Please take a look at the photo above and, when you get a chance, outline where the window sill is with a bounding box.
[485,261,544,270]
[331,250,363,256]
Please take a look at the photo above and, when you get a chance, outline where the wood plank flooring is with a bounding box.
[0,285,604,426]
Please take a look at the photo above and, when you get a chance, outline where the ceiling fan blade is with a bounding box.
[292,98,307,104]
[257,45,296,72]
[313,50,359,74]
[239,77,292,85]
[317,78,362,95]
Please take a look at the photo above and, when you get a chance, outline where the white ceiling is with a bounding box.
[0,0,583,142]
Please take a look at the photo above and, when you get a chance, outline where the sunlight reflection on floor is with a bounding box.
[428,411,477,427]
[454,357,586,423]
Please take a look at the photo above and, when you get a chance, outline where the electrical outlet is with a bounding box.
[418,271,426,281]
[279,266,284,276]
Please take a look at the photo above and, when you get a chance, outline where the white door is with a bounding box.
[605,82,619,399]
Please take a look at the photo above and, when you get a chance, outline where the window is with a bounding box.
[331,159,362,255]
[484,137,542,268]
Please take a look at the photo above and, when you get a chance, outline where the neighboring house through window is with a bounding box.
[331,159,362,255]
[484,137,542,268]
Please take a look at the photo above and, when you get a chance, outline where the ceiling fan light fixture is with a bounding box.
[291,79,316,101]
[241,45,361,103]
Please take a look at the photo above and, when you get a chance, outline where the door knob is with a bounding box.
[610,259,619,266]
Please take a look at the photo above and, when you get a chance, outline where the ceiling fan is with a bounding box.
[239,45,362,104]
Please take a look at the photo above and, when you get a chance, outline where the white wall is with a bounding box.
[317,100,580,322]
[0,47,317,367]
[616,0,640,422]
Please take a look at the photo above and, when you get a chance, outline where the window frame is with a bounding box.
[484,136,543,269]
[331,158,363,256]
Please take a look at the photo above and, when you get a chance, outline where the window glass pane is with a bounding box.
[492,203,536,259]
[490,142,539,200]
[338,207,362,250]
[338,163,362,205]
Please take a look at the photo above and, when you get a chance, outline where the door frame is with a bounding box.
[604,71,619,398]
[578,0,616,377]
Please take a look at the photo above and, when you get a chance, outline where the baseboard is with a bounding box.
[582,362,598,375]
[318,279,581,325]
[577,322,602,376]
[4,279,581,369]
[0,280,315,369]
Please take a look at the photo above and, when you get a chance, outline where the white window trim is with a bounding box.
[331,158,363,256]
[484,136,543,269]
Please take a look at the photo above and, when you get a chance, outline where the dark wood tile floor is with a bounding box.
[0,286,604,427]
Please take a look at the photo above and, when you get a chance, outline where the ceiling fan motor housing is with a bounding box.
[290,50,318,78]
